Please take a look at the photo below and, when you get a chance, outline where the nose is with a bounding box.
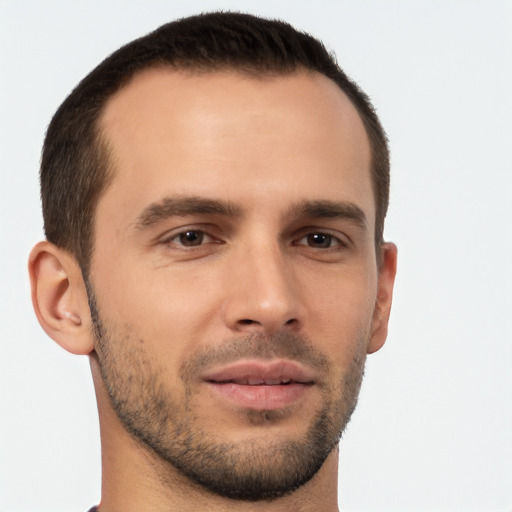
[222,243,304,335]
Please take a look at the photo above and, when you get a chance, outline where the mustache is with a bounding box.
[180,332,330,381]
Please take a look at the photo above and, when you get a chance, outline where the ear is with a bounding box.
[367,242,397,354]
[28,241,94,355]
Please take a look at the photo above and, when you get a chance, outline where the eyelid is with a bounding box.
[158,225,221,247]
[292,227,350,248]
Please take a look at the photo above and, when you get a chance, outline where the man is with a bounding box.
[29,11,396,512]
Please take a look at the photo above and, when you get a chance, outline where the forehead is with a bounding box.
[97,67,373,228]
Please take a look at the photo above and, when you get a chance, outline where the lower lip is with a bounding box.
[205,382,311,411]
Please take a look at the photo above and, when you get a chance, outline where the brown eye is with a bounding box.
[178,230,204,246]
[306,233,333,248]
[161,227,220,250]
[294,230,348,262]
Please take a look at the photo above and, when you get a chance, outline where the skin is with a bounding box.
[29,68,397,511]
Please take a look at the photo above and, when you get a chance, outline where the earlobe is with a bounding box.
[367,242,397,354]
[28,241,94,355]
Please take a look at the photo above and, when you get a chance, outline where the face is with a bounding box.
[89,68,390,500]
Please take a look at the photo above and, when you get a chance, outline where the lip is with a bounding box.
[202,360,315,411]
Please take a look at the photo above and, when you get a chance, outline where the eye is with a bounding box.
[164,229,214,247]
[296,232,344,249]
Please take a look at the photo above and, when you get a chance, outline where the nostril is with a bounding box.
[234,317,298,331]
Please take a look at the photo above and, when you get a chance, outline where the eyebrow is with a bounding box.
[134,196,243,229]
[286,199,368,228]
[133,195,367,232]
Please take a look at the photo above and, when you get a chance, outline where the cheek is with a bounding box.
[92,263,222,354]
[306,267,377,364]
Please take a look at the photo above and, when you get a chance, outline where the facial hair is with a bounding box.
[88,286,367,502]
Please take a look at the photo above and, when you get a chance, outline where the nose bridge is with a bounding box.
[224,236,302,333]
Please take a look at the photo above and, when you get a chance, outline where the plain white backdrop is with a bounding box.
[1,1,511,511]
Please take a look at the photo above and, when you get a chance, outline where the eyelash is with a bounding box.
[160,228,219,248]
[294,231,347,250]
[160,228,348,251]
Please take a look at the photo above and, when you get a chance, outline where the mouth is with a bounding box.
[202,360,315,411]
[213,377,297,385]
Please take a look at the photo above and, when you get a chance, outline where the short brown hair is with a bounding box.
[41,11,390,276]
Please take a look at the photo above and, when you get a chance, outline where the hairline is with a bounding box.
[85,63,383,276]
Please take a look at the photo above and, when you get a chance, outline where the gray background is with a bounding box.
[1,1,511,510]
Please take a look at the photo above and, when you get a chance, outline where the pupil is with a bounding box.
[308,233,330,248]
[180,231,203,246]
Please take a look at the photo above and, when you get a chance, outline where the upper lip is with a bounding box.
[202,359,316,386]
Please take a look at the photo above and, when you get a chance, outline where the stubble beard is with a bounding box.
[88,288,368,502]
